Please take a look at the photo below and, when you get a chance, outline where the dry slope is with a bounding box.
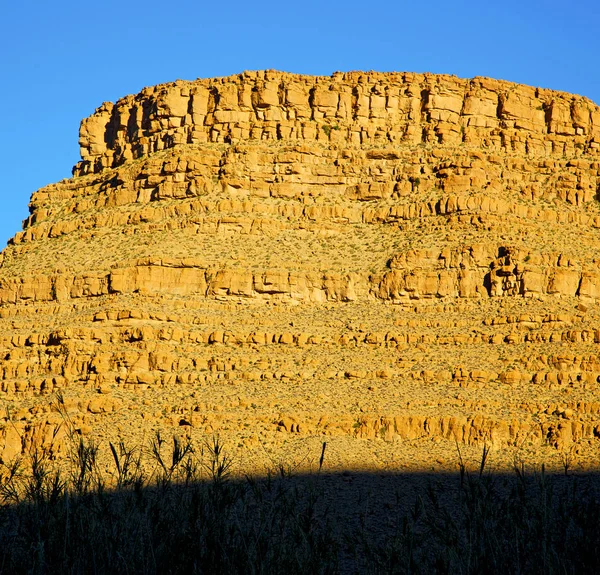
[2,70,600,474]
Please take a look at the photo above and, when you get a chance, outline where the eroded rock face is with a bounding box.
[74,71,600,175]
[2,71,600,472]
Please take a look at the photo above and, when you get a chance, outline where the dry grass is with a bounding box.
[1,426,600,574]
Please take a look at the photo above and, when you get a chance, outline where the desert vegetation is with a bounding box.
[1,425,600,574]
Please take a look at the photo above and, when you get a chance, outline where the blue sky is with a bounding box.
[1,0,598,247]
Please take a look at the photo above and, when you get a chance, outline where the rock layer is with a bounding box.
[2,71,600,473]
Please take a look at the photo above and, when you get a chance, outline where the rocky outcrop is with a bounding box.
[2,71,600,472]
[75,71,600,176]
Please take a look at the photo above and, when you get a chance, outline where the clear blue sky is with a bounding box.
[1,0,598,247]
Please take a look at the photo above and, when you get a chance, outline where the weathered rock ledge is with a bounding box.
[75,70,600,176]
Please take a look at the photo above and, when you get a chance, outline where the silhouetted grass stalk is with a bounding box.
[0,431,600,573]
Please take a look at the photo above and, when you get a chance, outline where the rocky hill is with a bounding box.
[2,70,600,473]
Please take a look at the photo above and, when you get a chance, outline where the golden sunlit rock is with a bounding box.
[2,70,600,474]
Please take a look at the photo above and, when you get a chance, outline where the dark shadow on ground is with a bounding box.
[2,456,600,574]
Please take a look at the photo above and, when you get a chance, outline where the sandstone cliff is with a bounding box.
[2,71,600,473]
